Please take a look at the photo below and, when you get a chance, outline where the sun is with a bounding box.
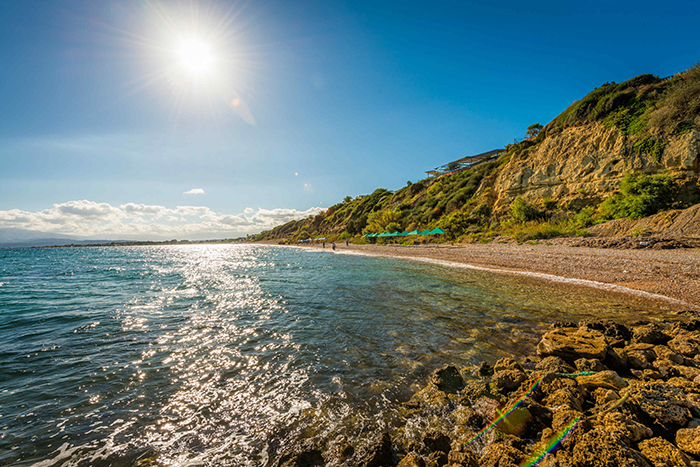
[175,37,216,79]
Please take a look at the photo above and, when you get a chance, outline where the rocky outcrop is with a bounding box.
[587,204,700,241]
[269,318,700,467]
[491,123,700,214]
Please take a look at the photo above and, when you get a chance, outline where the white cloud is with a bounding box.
[183,188,205,195]
[120,203,167,216]
[54,200,124,219]
[0,201,325,240]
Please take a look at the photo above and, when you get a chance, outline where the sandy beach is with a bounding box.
[287,241,700,309]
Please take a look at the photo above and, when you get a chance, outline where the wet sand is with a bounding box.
[291,242,700,309]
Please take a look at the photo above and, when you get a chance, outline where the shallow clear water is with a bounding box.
[0,245,683,466]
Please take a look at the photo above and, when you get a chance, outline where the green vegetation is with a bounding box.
[599,172,676,220]
[253,64,699,245]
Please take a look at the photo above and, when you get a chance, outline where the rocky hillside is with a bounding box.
[255,65,700,243]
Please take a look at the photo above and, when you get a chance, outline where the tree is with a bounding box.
[526,123,543,139]
[343,196,352,203]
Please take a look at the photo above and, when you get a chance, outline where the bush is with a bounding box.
[599,172,675,219]
[511,196,542,222]
[632,136,667,163]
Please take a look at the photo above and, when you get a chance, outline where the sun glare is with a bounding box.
[176,37,215,79]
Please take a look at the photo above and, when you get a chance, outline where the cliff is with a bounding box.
[491,124,700,214]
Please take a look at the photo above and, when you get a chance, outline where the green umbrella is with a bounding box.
[418,230,432,235]
[406,230,420,235]
[429,228,446,234]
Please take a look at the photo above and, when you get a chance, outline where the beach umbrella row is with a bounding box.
[362,228,446,238]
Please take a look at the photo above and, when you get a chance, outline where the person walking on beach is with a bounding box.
[322,242,325,248]
[345,239,349,247]
[332,242,336,250]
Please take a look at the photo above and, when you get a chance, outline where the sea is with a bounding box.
[0,244,686,466]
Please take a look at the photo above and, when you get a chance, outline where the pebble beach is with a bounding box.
[297,241,700,309]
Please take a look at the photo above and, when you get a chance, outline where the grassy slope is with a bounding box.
[255,64,700,243]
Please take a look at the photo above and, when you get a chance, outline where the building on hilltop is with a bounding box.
[426,149,504,177]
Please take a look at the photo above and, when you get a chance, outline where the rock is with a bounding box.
[572,428,651,467]
[537,327,609,360]
[673,320,700,335]
[424,450,447,467]
[631,368,664,381]
[458,381,494,403]
[602,346,628,372]
[354,432,393,467]
[493,357,524,373]
[574,358,607,372]
[633,324,671,345]
[397,453,425,467]
[537,356,576,374]
[653,358,680,379]
[276,442,325,467]
[575,370,628,391]
[447,448,478,467]
[476,361,493,377]
[551,409,592,453]
[638,437,691,467]
[675,365,700,381]
[472,397,502,423]
[629,381,691,428]
[579,319,632,347]
[592,388,620,406]
[668,377,700,394]
[600,411,653,443]
[479,443,524,467]
[450,406,482,427]
[492,369,527,391]
[545,388,584,412]
[431,365,464,394]
[421,431,451,455]
[519,398,554,435]
[677,427,700,456]
[687,394,700,417]
[624,343,657,369]
[655,345,685,364]
[408,384,449,408]
[669,331,700,357]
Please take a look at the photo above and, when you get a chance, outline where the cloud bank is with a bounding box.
[0,200,324,240]
[183,188,205,195]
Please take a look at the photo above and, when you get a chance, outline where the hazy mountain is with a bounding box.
[0,228,115,248]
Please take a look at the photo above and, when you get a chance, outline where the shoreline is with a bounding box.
[276,241,700,309]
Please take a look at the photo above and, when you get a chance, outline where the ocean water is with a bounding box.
[0,245,684,466]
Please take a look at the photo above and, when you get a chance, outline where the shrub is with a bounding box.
[511,196,542,222]
[599,172,675,219]
[632,136,667,163]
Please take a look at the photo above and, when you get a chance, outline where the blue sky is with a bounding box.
[1,0,698,240]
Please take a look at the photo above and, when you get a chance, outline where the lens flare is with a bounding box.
[518,416,581,467]
[463,373,545,446]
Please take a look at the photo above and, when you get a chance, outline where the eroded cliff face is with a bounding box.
[492,123,700,213]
